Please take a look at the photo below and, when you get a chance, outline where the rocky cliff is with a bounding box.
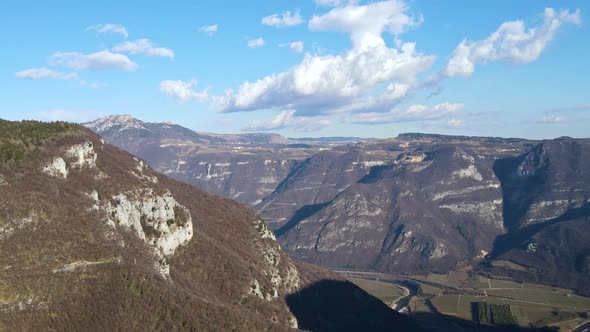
[482,139,590,295]
[277,138,529,273]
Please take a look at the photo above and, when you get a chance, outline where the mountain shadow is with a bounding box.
[492,147,550,231]
[490,202,590,258]
[276,202,331,237]
[285,279,427,332]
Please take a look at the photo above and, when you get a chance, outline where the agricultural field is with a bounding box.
[339,269,590,329]
[348,277,407,306]
[416,282,442,296]
[491,260,528,272]
[412,271,590,329]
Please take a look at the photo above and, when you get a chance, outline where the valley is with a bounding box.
[5,1,588,330]
[341,269,590,331]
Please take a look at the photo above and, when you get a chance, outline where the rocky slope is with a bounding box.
[482,138,590,295]
[0,120,423,331]
[258,146,397,230]
[278,135,531,273]
[84,115,326,206]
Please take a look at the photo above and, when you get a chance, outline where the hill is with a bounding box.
[0,119,423,331]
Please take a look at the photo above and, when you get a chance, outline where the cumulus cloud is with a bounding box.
[345,102,464,124]
[15,68,78,80]
[159,79,209,103]
[280,41,304,53]
[113,38,174,59]
[445,8,581,77]
[49,50,137,71]
[215,43,434,116]
[199,24,218,35]
[86,23,129,38]
[213,1,432,116]
[243,110,331,132]
[309,0,422,49]
[247,37,265,48]
[262,10,303,28]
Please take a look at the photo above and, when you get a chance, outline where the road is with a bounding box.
[573,322,590,332]
[337,270,418,312]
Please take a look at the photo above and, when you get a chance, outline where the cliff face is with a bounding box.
[257,147,397,229]
[84,115,321,207]
[483,139,590,295]
[277,141,522,274]
[0,120,419,331]
[85,116,590,295]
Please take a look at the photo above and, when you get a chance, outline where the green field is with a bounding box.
[348,277,406,306]
[340,270,590,329]
[417,282,442,296]
[414,272,590,328]
[491,260,528,272]
[426,273,448,284]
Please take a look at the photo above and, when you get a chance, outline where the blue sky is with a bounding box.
[1,0,588,139]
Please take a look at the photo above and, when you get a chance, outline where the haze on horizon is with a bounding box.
[1,0,589,139]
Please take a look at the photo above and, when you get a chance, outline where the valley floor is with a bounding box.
[337,269,590,331]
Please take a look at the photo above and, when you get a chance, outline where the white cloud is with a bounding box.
[199,24,218,35]
[345,102,464,124]
[113,38,174,59]
[215,43,434,116]
[262,10,303,28]
[49,50,137,71]
[280,41,304,53]
[309,0,422,49]
[243,110,331,132]
[15,68,78,80]
[212,1,433,117]
[289,41,304,53]
[247,37,265,48]
[446,118,464,128]
[445,8,581,77]
[160,79,209,103]
[15,67,105,88]
[540,115,566,123]
[86,24,128,38]
[314,0,359,7]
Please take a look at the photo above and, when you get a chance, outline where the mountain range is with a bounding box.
[85,115,590,297]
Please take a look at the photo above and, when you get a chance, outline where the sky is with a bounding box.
[1,0,589,139]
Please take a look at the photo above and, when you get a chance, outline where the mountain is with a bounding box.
[482,138,590,295]
[257,145,398,229]
[277,135,533,273]
[84,115,326,207]
[84,115,590,296]
[278,135,590,295]
[0,119,423,331]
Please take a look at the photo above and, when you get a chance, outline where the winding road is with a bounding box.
[336,270,419,312]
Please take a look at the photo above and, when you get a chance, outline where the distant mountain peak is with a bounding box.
[84,114,146,132]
